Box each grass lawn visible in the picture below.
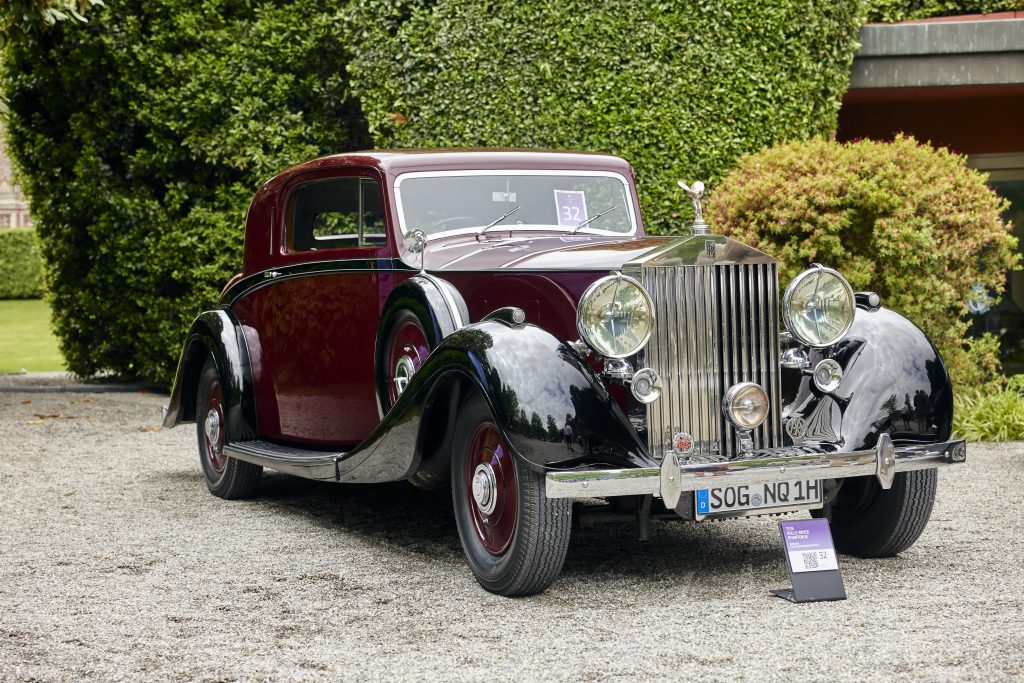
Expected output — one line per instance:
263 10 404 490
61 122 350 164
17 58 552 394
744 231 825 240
0 299 64 374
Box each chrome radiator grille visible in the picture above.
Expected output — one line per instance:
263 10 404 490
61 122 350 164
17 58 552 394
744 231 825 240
641 262 783 460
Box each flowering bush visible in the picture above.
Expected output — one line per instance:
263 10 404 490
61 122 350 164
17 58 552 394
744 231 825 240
707 136 1020 387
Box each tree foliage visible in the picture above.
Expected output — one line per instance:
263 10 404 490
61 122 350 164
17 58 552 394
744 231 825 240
348 0 864 234
1 0 103 47
3 0 866 383
707 136 1021 387
2 1 368 383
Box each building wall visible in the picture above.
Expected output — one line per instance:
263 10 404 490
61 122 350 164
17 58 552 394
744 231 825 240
0 124 32 229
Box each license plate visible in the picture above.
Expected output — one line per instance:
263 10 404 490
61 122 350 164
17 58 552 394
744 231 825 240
695 479 823 519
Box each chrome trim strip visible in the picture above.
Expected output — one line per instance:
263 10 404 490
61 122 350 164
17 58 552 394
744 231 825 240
544 438 966 501
224 258 409 305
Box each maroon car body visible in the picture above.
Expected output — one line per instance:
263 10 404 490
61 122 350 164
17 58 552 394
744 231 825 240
163 150 966 596
230 151 657 446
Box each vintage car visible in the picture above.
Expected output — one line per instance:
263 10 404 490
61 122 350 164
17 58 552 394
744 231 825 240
163 150 966 596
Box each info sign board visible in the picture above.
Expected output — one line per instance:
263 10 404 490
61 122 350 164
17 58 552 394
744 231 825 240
554 190 588 227
771 518 847 603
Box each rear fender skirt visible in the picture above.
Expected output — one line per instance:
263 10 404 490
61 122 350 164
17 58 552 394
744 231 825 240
162 308 257 441
338 316 652 484
780 306 954 451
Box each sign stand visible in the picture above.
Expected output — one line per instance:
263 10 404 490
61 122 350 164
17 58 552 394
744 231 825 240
771 518 847 603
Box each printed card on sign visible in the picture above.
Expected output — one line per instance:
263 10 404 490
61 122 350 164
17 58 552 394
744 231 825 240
554 190 588 227
781 519 839 573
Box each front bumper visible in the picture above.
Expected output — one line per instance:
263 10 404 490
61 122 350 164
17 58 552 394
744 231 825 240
545 435 967 508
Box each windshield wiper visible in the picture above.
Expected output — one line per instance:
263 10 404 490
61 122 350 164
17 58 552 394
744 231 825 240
571 205 618 234
476 205 521 240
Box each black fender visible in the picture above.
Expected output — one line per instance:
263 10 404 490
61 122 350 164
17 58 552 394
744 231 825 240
336 311 652 484
781 306 953 451
162 308 258 442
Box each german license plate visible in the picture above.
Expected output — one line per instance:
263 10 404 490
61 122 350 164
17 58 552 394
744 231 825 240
695 479 823 519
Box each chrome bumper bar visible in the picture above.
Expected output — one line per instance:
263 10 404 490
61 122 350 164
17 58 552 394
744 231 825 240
544 435 967 508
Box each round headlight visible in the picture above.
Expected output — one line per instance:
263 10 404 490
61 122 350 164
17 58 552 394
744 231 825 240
577 273 654 359
782 266 855 348
723 382 769 431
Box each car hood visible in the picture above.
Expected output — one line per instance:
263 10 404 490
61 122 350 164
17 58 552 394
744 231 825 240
420 234 673 272
417 232 776 272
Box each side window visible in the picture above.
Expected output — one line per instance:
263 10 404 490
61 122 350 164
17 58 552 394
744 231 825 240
288 176 386 251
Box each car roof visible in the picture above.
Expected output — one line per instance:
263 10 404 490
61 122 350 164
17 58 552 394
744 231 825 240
279 149 636 178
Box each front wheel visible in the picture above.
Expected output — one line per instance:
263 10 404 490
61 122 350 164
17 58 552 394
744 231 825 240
451 392 572 596
818 469 938 557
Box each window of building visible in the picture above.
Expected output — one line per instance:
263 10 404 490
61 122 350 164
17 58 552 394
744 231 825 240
286 176 386 251
968 153 1024 376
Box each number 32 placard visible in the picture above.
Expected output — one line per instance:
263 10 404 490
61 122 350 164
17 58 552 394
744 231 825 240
554 190 588 227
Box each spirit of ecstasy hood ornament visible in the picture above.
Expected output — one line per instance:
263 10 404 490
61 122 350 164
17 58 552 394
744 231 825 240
678 180 709 236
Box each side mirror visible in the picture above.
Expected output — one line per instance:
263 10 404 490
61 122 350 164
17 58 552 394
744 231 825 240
404 229 427 274
404 229 426 254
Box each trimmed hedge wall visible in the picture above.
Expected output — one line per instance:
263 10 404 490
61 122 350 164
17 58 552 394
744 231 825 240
707 136 1020 388
349 0 864 235
0 228 43 299
2 1 369 383
3 1 864 383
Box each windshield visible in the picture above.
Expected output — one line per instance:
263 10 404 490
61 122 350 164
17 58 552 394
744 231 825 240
394 171 637 238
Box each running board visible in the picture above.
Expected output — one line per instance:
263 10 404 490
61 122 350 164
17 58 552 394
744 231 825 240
224 440 344 481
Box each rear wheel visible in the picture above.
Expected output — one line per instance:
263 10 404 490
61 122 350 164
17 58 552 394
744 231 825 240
818 469 937 557
196 358 262 499
451 392 572 596
376 306 437 415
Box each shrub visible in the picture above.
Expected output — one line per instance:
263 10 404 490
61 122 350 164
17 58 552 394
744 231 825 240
954 376 1024 442
865 0 1024 23
706 136 1020 387
0 228 43 298
348 0 864 234
1 1 369 384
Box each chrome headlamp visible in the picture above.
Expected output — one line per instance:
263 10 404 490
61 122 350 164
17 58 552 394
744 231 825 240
576 272 654 359
782 265 855 348
723 382 769 431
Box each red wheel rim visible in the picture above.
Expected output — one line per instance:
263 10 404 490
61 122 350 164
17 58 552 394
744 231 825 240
387 316 430 405
465 422 518 555
202 378 228 473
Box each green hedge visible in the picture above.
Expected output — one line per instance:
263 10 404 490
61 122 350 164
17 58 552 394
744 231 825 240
3 0 864 384
865 0 1024 22
707 136 1020 388
1 1 369 383
348 0 864 234
0 228 43 298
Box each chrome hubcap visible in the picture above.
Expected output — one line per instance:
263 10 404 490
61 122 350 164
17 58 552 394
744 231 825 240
393 354 417 397
204 409 220 445
471 463 497 515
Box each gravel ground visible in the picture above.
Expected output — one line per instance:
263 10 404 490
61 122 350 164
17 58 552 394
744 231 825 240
1 388 1022 682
